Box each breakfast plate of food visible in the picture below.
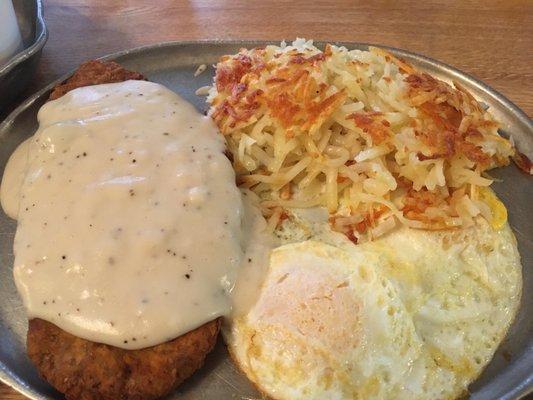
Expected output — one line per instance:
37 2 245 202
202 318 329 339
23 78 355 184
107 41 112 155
0 39 531 400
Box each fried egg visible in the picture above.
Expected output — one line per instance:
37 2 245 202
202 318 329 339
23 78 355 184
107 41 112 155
224 216 522 400
360 219 522 394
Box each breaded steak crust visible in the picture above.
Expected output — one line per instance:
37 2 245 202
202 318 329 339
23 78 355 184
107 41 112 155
28 318 220 400
49 60 146 100
26 60 221 400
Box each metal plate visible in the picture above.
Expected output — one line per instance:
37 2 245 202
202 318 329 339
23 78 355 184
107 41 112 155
0 0 47 113
0 41 531 400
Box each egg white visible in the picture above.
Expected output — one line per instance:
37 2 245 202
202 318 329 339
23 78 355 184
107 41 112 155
224 214 522 400
360 218 522 395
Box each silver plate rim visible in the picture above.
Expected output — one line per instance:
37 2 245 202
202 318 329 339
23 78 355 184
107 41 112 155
0 40 531 400
2 39 531 136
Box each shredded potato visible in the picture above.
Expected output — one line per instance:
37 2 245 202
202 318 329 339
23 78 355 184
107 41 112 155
207 39 515 241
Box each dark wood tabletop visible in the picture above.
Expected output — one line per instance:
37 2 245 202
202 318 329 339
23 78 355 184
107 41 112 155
2 0 532 398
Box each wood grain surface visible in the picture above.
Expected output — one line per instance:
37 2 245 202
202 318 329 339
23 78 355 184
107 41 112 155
1 0 532 399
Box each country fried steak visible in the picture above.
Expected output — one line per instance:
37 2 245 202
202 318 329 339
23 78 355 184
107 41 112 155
28 318 220 400
26 60 221 400
49 60 146 100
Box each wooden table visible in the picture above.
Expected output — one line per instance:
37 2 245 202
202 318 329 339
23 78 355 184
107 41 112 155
2 0 532 398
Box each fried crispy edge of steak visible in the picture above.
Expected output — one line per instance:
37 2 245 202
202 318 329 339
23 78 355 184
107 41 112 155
49 60 146 100
28 318 221 400
26 60 221 400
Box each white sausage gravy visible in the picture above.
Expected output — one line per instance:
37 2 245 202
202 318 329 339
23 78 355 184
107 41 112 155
1 80 271 349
